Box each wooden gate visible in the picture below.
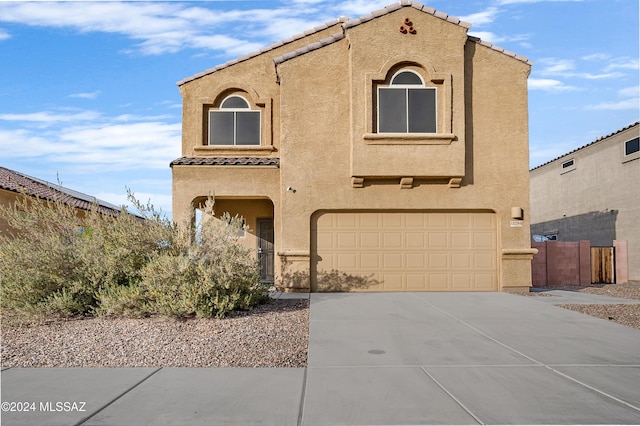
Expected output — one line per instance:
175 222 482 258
591 247 615 284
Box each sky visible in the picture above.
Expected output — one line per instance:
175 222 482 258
1 0 638 218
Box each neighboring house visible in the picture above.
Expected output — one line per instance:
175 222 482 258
530 122 640 283
0 166 121 235
171 1 536 292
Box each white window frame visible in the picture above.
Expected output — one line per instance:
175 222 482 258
208 95 261 146
377 70 437 134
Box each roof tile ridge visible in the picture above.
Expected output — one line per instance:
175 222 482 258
467 35 533 66
342 1 471 32
177 17 348 86
273 32 345 65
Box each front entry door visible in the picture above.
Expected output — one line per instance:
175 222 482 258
257 219 275 282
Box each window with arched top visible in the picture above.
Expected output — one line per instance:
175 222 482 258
378 70 436 133
208 95 261 145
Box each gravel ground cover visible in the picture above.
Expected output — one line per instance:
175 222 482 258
529 284 640 330
3 286 639 368
1 299 308 368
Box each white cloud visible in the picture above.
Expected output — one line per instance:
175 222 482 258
0 2 275 55
69 91 100 100
586 86 640 111
537 57 627 80
618 86 640 98
328 0 390 17
539 58 575 74
497 0 583 4
459 8 500 26
0 28 10 41
468 31 531 45
0 110 101 124
0 1 364 57
604 58 640 72
0 110 181 171
528 78 580 91
0 0 413 57
582 53 610 61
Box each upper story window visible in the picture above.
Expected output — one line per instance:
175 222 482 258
625 137 639 156
209 95 260 146
378 70 436 134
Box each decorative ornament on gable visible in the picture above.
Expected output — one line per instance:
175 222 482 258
399 18 417 34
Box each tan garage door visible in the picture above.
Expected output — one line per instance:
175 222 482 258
312 211 497 292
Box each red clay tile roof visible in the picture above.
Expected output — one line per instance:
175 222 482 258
178 1 531 85
170 157 280 167
0 167 122 215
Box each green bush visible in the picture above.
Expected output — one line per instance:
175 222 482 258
0 191 268 323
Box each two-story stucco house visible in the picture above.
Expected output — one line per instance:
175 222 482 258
171 1 536 293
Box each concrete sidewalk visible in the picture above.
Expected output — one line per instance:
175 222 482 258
2 292 640 425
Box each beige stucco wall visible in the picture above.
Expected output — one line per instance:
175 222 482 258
530 123 640 282
172 6 535 292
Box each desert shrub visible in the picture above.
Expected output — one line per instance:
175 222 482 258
134 211 270 319
94 284 150 318
0 190 267 323
0 190 172 323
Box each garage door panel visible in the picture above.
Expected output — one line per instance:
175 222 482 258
360 232 380 248
383 232 402 247
337 253 357 269
406 233 425 248
406 253 425 268
473 232 494 248
428 232 448 248
382 214 403 227
313 212 497 292
317 232 334 249
359 213 380 227
473 214 494 228
407 274 426 290
451 232 471 248
405 214 425 227
451 253 471 268
452 274 473 290
475 274 496 289
361 253 380 269
428 213 449 228
337 232 357 248
429 273 450 289
428 253 448 268
336 214 357 228
450 213 471 228
382 273 403 289
474 253 495 269
383 253 403 268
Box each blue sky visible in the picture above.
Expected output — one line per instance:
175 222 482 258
1 0 638 218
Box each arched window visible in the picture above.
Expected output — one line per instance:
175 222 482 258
378 70 436 133
209 95 260 145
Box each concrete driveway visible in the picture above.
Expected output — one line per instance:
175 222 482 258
303 292 640 424
1 292 639 425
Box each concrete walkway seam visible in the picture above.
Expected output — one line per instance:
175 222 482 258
419 366 484 425
74 367 163 426
297 367 308 426
545 366 640 413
